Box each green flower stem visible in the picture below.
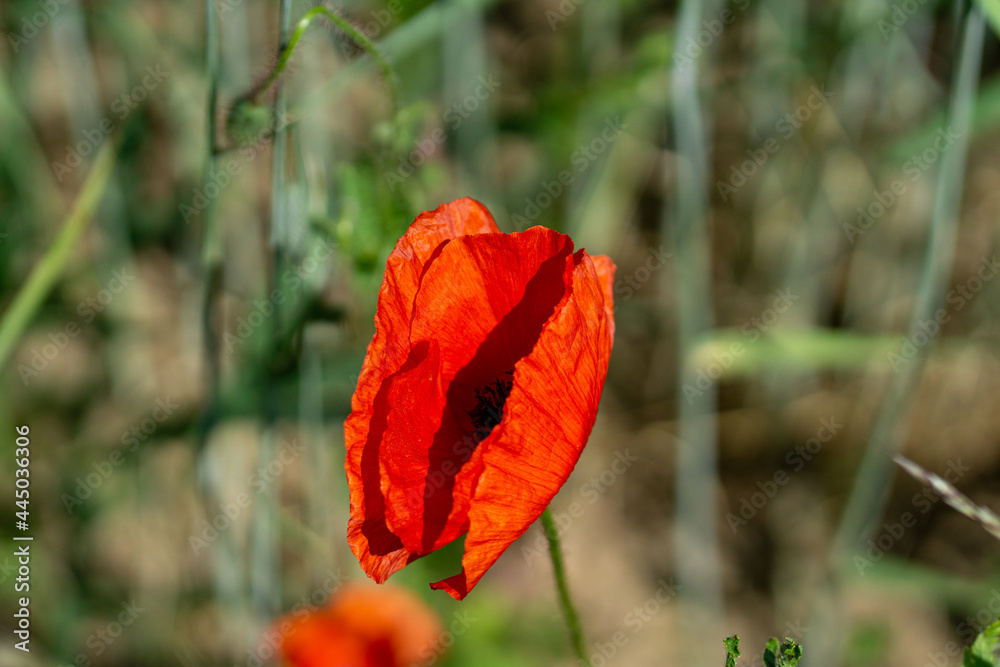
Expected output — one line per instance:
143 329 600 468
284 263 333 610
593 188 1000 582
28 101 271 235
541 509 591 667
0 140 116 371
256 5 399 110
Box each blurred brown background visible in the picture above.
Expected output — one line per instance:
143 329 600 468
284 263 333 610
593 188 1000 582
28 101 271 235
2 0 1000 665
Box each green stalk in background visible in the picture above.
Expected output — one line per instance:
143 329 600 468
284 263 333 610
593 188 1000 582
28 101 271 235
195 0 246 646
832 1 985 584
668 0 724 656
0 140 116 372
249 0 294 624
809 7 987 667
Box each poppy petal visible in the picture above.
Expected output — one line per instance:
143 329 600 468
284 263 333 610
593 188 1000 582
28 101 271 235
590 253 616 340
430 251 614 599
345 198 498 581
346 197 615 599
277 583 444 667
381 228 576 556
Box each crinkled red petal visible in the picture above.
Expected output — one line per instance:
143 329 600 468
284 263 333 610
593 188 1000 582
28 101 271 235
381 228 576 557
346 197 615 598
345 198 498 582
430 250 614 599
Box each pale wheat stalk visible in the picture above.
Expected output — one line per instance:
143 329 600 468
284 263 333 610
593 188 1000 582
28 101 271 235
894 454 1000 542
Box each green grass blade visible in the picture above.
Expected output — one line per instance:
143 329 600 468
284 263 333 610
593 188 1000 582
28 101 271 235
0 140 116 371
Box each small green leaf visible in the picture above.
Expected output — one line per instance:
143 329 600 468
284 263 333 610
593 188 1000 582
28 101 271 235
763 637 803 667
724 635 741 667
963 620 1000 667
763 638 779 667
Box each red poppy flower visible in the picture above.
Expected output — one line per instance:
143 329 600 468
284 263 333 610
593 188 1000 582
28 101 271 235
276 582 444 667
345 197 615 600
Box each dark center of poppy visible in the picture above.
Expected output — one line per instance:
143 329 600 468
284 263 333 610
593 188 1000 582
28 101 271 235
468 370 514 440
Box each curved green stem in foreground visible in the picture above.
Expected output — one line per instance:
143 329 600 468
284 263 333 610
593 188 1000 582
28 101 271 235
257 5 399 110
541 509 591 667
